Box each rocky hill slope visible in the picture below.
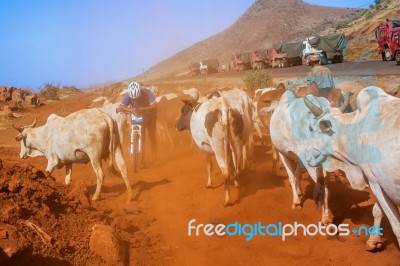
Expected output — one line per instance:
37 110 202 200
138 0 363 81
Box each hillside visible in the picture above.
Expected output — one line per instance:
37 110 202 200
340 0 400 61
138 0 363 81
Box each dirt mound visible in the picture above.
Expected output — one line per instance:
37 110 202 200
0 161 123 265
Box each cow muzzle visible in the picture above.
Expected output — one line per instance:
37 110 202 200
306 149 328 167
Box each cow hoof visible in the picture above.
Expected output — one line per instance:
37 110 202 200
292 203 302 210
65 178 71 185
322 218 333 226
365 240 383 251
222 202 232 208
45 171 51 177
205 184 213 189
92 196 99 202
234 181 239 188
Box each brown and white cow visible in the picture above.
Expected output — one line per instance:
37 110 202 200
13 108 132 202
176 96 244 206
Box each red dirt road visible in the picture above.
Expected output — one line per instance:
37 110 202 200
0 92 399 265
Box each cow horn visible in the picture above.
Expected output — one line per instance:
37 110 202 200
28 118 37 128
303 96 323 117
12 124 23 133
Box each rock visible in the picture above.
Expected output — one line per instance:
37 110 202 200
68 179 91 208
89 224 127 265
0 224 32 264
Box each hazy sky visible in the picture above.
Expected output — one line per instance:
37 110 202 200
1 0 371 89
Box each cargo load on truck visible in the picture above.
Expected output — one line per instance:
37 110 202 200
231 52 252 71
270 41 303 68
250 49 269 69
306 33 347 64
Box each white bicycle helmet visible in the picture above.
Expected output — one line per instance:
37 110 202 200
127 81 141 98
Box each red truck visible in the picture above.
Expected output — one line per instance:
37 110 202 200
231 52 252 71
250 49 269 69
375 19 400 62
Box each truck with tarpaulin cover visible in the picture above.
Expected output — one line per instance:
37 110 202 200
189 62 200 76
270 41 303 68
375 19 400 61
250 49 269 69
199 59 219 75
231 52 252 71
303 33 347 64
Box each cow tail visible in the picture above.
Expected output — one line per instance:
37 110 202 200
221 101 231 180
107 116 115 174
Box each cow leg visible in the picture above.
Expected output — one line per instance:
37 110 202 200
65 164 72 185
45 157 58 176
365 203 383 251
321 173 332 225
214 152 231 207
279 153 302 209
90 159 104 202
114 145 133 202
368 180 400 247
206 155 213 188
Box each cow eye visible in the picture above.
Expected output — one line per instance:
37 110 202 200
308 125 314 132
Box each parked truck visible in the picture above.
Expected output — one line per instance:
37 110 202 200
270 41 303 68
189 62 200 76
303 33 347 65
199 59 219 74
231 52 252 71
375 19 400 61
250 49 269 69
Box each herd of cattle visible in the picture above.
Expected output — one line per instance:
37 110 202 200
11 82 400 252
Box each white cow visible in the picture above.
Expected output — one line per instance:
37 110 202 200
304 86 400 251
90 96 129 144
270 89 367 227
13 109 132 202
220 89 254 169
176 96 245 206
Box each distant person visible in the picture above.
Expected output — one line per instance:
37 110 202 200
117 81 158 167
306 54 351 112
306 54 335 93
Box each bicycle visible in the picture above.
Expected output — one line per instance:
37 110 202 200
130 113 143 173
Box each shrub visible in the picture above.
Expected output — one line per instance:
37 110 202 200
243 70 275 96
38 83 60 100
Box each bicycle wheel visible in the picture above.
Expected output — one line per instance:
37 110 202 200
131 130 139 173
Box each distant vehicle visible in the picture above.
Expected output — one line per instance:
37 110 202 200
231 52 252 71
270 41 303 68
189 62 200 76
199 59 219 74
250 49 269 69
375 19 400 61
302 33 347 65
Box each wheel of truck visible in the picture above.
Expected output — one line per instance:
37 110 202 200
396 51 400 65
384 48 393 61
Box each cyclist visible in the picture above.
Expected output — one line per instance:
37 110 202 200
117 81 158 167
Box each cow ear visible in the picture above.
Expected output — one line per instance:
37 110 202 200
319 120 332 133
15 133 26 141
277 83 285 91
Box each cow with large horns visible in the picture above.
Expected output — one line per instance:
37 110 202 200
303 86 400 251
270 89 368 228
13 108 132 202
